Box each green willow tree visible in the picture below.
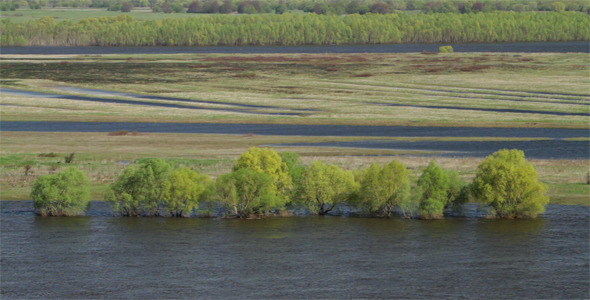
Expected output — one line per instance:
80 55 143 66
31 167 90 216
355 160 411 216
214 168 283 217
297 161 357 215
416 161 450 219
105 158 172 216
415 161 469 219
234 147 293 198
471 149 549 218
162 167 212 217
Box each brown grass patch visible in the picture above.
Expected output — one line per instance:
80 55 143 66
352 73 373 77
456 65 492 72
232 73 257 78
108 130 140 136
189 64 213 68
203 54 369 63
425 67 447 72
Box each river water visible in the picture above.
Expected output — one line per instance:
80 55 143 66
2 121 589 159
1 42 588 55
1 201 588 299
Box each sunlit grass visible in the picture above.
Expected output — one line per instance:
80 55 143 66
0 132 587 204
1 52 588 127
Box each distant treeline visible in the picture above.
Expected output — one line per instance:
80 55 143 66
3 0 589 14
1 11 588 46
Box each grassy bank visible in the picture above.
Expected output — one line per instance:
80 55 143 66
1 132 587 204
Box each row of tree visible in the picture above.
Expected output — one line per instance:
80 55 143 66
1 11 587 46
32 148 549 219
6 0 589 14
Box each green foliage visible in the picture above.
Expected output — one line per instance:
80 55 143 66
417 161 450 219
446 169 469 213
279 151 304 190
8 0 590 14
297 161 357 215
471 149 549 218
105 158 172 216
234 147 292 197
31 167 90 216
162 167 212 217
355 160 411 216
121 1 132 12
2 11 587 46
214 168 283 217
439 45 454 53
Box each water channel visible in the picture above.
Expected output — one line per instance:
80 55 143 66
2 41 588 55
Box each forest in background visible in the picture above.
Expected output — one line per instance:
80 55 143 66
1 0 589 14
1 11 588 46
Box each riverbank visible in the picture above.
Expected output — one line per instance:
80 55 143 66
1 132 587 205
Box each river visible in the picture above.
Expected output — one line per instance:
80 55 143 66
1 42 588 55
3 121 589 159
1 201 588 299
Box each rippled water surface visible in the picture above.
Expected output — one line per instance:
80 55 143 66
1 201 588 299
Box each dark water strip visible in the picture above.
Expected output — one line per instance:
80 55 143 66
0 88 302 116
369 102 590 117
2 121 588 139
51 87 317 112
273 139 590 159
1 42 588 55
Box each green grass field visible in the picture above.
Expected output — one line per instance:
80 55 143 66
1 52 588 204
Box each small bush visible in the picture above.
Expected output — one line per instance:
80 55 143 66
121 1 133 12
64 153 75 164
439 45 454 53
24 164 32 176
38 152 58 158
109 130 129 136
31 167 90 216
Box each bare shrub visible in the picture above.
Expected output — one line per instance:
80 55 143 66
64 153 75 164
109 130 129 136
